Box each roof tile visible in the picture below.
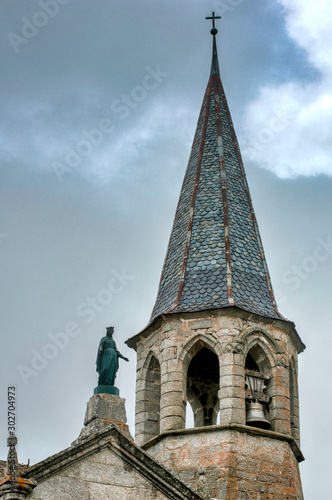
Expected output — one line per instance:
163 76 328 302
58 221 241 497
150 36 282 323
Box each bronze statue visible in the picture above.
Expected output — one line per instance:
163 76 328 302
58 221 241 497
96 326 129 386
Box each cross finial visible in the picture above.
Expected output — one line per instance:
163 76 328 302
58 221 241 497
206 12 221 35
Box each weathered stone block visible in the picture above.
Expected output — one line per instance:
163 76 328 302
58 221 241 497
162 381 184 394
218 316 243 330
135 410 148 421
162 321 181 333
72 394 133 445
189 319 212 330
219 396 245 409
135 401 159 414
146 412 159 422
220 386 245 399
165 359 181 372
161 347 178 362
160 415 185 432
145 331 160 349
161 391 183 407
270 396 290 410
220 407 245 425
84 394 127 426
161 371 183 384
219 374 244 389
160 405 184 419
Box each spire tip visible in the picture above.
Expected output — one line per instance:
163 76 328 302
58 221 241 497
206 12 221 34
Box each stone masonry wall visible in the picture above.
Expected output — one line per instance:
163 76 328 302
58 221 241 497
28 448 168 500
135 309 301 448
145 427 303 500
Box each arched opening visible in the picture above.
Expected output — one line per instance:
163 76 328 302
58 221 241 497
245 345 272 430
144 355 161 440
187 347 219 427
245 344 272 375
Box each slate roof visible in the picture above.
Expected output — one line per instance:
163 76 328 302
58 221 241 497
150 34 283 323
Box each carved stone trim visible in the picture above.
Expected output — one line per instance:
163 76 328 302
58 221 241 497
223 341 244 354
276 355 290 368
239 326 282 354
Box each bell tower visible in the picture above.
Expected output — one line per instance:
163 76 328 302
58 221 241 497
127 13 305 500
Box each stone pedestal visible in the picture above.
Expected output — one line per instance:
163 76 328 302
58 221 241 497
72 393 133 445
94 385 119 395
0 477 37 500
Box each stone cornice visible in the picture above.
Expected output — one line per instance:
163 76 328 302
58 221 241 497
126 307 305 353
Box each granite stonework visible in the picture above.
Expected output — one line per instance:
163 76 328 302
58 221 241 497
129 309 303 443
22 427 202 500
127 308 304 499
72 393 133 444
144 426 303 500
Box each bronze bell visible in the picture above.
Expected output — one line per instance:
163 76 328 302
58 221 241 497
246 401 271 430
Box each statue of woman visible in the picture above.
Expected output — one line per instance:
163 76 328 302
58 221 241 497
96 326 129 386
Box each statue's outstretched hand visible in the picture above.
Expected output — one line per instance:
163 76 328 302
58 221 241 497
123 357 129 362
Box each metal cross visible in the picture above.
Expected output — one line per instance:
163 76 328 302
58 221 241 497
206 12 221 31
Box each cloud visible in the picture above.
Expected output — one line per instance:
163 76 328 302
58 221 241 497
241 0 332 178
51 99 193 185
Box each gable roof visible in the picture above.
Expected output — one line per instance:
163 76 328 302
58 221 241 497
22 425 202 500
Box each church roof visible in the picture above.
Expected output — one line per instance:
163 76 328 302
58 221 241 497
150 28 283 324
22 425 202 500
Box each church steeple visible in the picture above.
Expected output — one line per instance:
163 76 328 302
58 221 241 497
128 18 304 499
150 18 282 324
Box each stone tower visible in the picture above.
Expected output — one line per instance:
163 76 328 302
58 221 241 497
127 16 305 500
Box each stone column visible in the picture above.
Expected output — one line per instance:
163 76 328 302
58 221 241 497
289 358 301 446
219 342 246 426
269 359 291 435
160 358 186 433
134 344 149 446
134 342 163 447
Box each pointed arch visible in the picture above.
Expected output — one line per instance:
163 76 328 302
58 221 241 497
142 349 161 371
244 340 274 376
179 333 222 371
243 333 277 373
244 342 273 430
240 326 282 356
179 334 221 428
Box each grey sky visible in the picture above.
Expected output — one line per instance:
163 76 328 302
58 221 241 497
1 1 331 498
